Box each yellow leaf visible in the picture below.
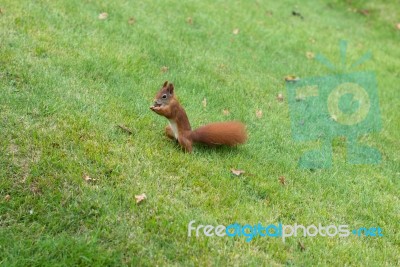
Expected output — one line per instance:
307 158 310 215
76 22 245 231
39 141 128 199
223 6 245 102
82 174 97 182
128 17 136 25
98 12 108 20
256 109 263 118
231 169 245 176
306 51 315 59
202 98 207 108
284 75 300 82
298 241 306 251
276 93 284 102
135 193 147 204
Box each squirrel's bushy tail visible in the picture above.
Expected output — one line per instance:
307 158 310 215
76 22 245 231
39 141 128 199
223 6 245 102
191 121 247 146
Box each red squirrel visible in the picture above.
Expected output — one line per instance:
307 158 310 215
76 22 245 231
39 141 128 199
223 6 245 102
150 81 247 152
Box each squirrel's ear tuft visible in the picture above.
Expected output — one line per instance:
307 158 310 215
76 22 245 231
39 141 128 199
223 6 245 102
163 81 168 87
168 83 174 94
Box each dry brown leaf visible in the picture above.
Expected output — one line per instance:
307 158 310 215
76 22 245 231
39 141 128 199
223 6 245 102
186 17 193 24
128 17 136 25
161 66 168 73
222 109 230 116
256 109 263 118
98 12 108 20
292 11 304 19
232 28 240 35
298 241 306 251
357 9 370 16
231 169 245 176
306 51 315 59
265 11 273 16
135 193 147 204
117 124 133 135
4 194 11 202
83 174 97 182
30 184 41 195
277 93 284 102
278 176 286 185
202 98 207 108
284 75 300 82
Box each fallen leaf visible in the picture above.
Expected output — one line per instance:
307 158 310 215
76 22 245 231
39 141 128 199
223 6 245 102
8 144 18 154
83 174 97 182
186 17 193 24
161 66 168 73
128 17 136 25
51 142 60 148
278 176 286 185
284 75 300 82
306 51 315 59
4 195 11 201
222 109 230 116
298 241 306 251
276 93 284 102
135 193 147 204
202 98 207 108
231 169 245 176
30 184 41 195
98 12 108 20
396 23 400 30
117 124 133 135
232 28 240 35
292 11 304 19
265 10 273 16
256 109 263 118
357 9 370 16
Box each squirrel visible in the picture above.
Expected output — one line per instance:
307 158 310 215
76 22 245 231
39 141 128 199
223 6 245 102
150 81 247 152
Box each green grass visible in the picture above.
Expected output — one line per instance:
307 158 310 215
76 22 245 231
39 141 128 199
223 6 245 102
0 0 399 266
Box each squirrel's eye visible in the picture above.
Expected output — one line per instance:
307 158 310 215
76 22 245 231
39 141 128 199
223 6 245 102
162 94 167 99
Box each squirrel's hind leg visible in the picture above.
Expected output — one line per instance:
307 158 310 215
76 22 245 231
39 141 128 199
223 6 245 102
165 125 176 140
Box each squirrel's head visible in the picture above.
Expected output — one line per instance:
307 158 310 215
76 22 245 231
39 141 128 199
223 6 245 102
151 81 174 109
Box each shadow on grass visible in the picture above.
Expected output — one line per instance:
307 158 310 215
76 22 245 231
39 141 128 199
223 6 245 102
164 137 246 156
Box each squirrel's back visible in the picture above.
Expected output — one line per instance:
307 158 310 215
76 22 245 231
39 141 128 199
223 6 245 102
191 121 247 146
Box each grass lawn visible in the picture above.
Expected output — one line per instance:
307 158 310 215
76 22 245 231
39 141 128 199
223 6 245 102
0 0 399 266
